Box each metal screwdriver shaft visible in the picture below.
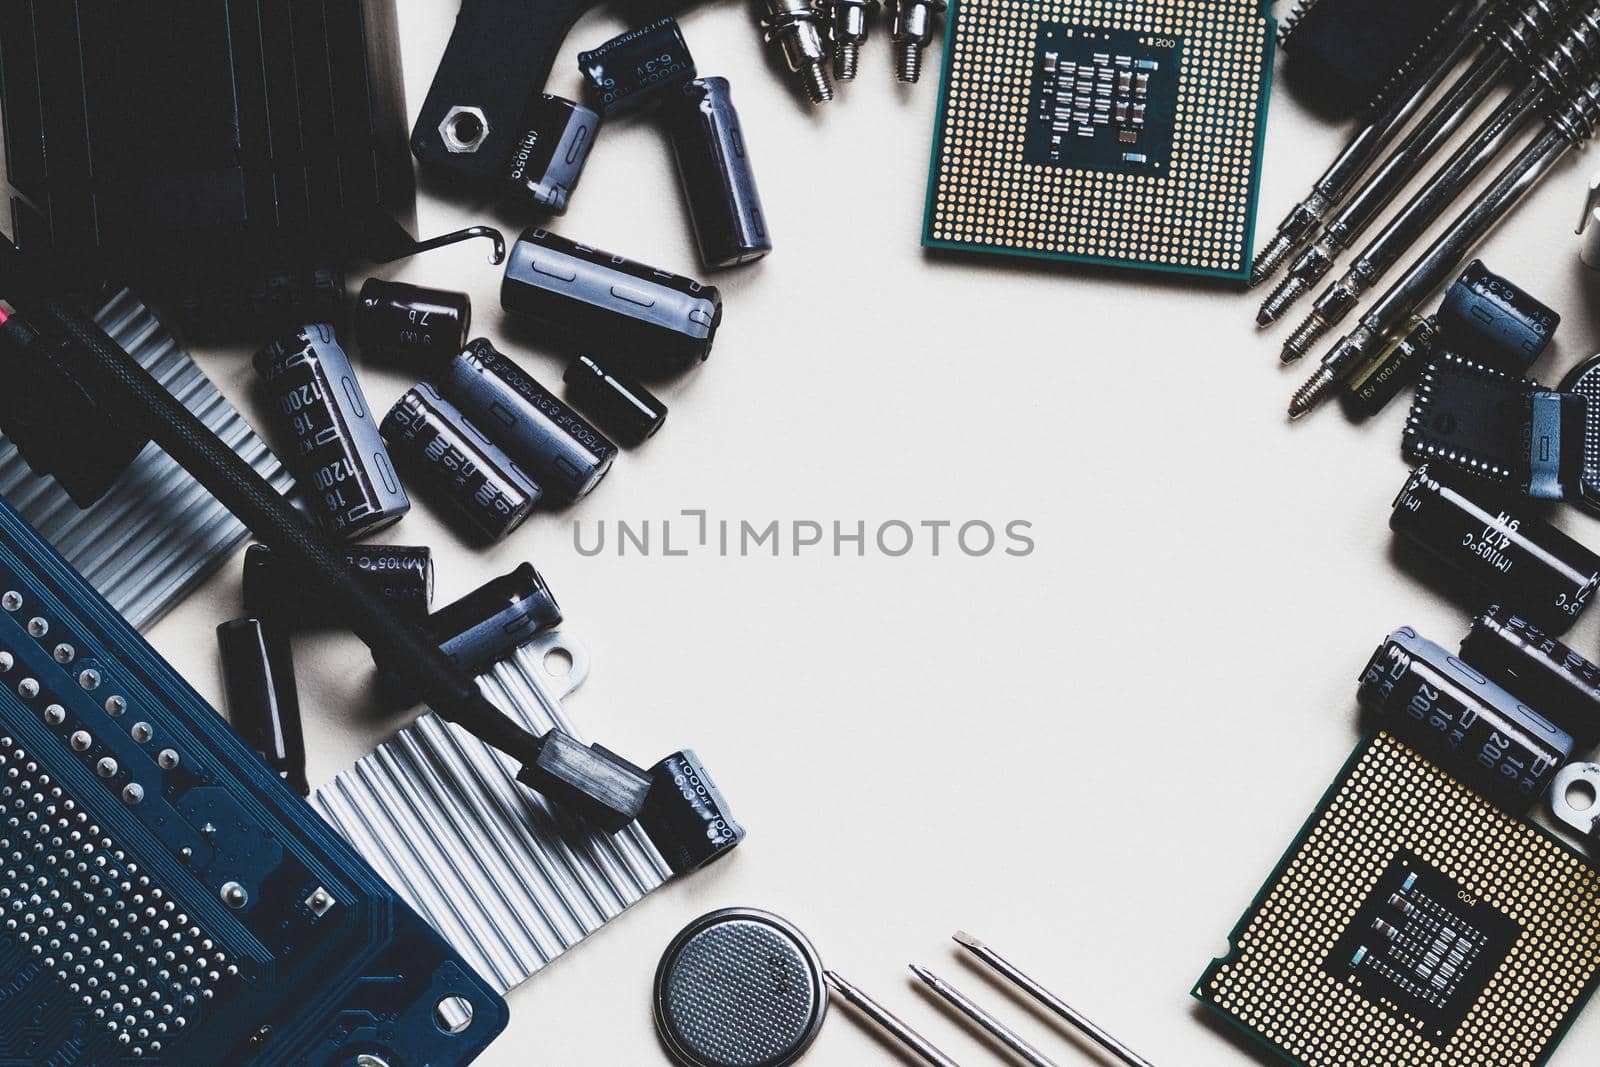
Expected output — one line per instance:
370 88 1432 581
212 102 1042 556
1258 0 1574 331
1250 0 1488 286
1288 69 1600 420
952 932 1156 1067
825 971 964 1067
1281 5 1600 362
911 965 1061 1067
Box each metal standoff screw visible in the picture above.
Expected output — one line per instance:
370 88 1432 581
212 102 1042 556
827 0 880 80
760 0 836 103
888 0 945 83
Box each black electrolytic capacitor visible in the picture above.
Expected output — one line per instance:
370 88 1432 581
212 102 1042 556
244 542 434 621
380 381 543 541
501 228 722 379
664 78 772 270
440 339 617 502
1459 605 1600 748
638 751 746 874
563 355 668 447
354 279 471 363
253 324 409 539
429 562 563 677
507 95 600 215
1390 466 1600 634
1344 316 1439 418
1437 260 1559 373
578 17 698 118
217 618 310 795
1357 627 1572 811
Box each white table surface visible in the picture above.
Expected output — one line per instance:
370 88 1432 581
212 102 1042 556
135 2 1600 1063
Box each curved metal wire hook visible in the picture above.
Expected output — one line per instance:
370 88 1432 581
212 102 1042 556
376 225 507 266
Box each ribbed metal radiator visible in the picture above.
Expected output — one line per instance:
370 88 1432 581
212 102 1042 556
311 632 675 994
0 289 293 628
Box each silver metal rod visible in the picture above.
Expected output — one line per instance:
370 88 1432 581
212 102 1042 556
825 970 964 1067
910 965 1059 1067
1280 76 1546 361
1256 49 1514 327
1249 0 1488 284
952 932 1154 1067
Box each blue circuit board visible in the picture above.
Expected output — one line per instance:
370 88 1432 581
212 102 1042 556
0 494 507 1065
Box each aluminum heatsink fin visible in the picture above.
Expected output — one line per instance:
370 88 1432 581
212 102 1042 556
310 632 675 995
0 289 294 629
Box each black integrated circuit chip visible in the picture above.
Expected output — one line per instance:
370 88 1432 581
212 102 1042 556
1024 25 1181 174
1325 850 1520 1045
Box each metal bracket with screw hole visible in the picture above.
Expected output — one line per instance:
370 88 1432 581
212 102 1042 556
1549 762 1600 840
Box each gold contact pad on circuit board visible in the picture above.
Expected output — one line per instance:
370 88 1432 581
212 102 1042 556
926 0 1271 276
1196 732 1600 1067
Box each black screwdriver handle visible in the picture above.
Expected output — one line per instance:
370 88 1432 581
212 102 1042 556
21 296 544 740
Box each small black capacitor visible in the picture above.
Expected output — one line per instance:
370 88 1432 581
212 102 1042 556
1356 626 1572 811
243 542 434 621
440 339 617 502
664 78 772 270
1344 316 1439 418
638 750 746 874
501 228 722 379
563 355 668 447
429 562 564 677
578 17 698 118
354 279 471 362
1459 605 1600 747
1390 466 1600 634
380 381 543 541
217 618 310 796
1437 260 1559 373
506 95 600 215
254 324 409 539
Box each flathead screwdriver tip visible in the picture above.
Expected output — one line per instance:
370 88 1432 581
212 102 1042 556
952 930 983 950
